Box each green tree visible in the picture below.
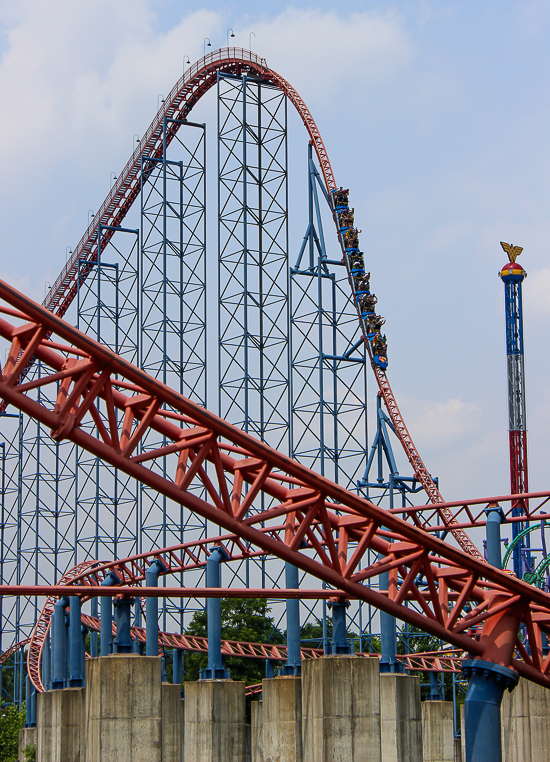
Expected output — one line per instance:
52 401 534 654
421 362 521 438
0 703 25 762
184 599 284 685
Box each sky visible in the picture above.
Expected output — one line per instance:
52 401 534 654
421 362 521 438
0 0 549 508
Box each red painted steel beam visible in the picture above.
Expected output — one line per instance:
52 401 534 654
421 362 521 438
0 586 345 599
2 281 550 688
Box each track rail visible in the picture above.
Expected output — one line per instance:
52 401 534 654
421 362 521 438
4 48 478 556
1 280 550 688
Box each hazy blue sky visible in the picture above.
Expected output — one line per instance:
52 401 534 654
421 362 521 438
0 0 549 506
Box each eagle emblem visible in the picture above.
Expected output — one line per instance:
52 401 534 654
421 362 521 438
500 241 523 263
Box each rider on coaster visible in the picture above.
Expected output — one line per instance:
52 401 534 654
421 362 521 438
358 293 377 312
333 187 349 207
348 252 364 271
354 272 370 292
365 314 385 333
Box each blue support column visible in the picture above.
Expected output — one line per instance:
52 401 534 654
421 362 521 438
81 627 87 681
51 597 69 689
113 598 134 654
485 504 504 569
25 675 31 726
68 596 84 687
265 660 275 678
203 547 230 679
30 687 36 727
173 649 182 689
145 560 167 656
464 497 518 761
329 600 353 655
379 569 403 672
428 671 443 700
90 597 98 657
100 572 119 656
462 660 518 762
283 563 301 675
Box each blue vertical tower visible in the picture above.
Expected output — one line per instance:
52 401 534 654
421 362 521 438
499 242 528 579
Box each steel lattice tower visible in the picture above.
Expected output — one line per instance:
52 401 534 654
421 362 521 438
499 241 529 578
0 69 372 698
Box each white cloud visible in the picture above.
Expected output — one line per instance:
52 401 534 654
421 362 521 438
402 397 481 450
0 3 410 195
248 8 411 101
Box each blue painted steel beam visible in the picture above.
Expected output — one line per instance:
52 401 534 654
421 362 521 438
283 562 301 675
68 596 84 687
485 505 504 569
203 547 230 679
113 598 133 654
173 649 183 689
463 660 518 762
51 596 69 690
145 560 167 656
100 572 119 656
329 600 353 655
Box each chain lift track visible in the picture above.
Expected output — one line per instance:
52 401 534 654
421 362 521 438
1 48 478 557
1 280 550 690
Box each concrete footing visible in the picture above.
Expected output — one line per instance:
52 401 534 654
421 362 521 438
84 655 163 762
251 700 263 762
184 679 246 762
302 655 381 762
161 683 184 762
380 673 422 762
18 727 37 762
261 676 302 762
501 676 550 762
421 701 454 762
36 686 85 762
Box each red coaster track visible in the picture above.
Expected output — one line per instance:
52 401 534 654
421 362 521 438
4 48 477 556
0 279 549 689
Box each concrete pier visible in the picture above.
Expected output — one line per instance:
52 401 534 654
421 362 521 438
501 677 550 762
184 679 246 762
261 676 302 762
161 683 184 762
84 655 163 762
301 655 381 762
251 701 263 762
421 701 454 762
380 673 422 762
36 687 85 762
18 727 37 762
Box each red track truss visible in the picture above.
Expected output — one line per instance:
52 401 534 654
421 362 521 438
1 281 550 687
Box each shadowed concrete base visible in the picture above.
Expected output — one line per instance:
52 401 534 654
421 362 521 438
84 655 162 762
501 677 550 762
422 701 454 762
261 676 302 762
37 687 85 762
162 683 184 762
184 679 246 762
380 673 422 762
251 700 263 762
18 727 37 762
302 655 381 762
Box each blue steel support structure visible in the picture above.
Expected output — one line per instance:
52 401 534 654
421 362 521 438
203 547 230 679
0 60 377 691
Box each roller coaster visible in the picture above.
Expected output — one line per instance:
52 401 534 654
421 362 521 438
0 51 549 752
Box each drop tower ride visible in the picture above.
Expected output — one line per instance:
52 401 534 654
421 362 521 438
499 241 528 578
